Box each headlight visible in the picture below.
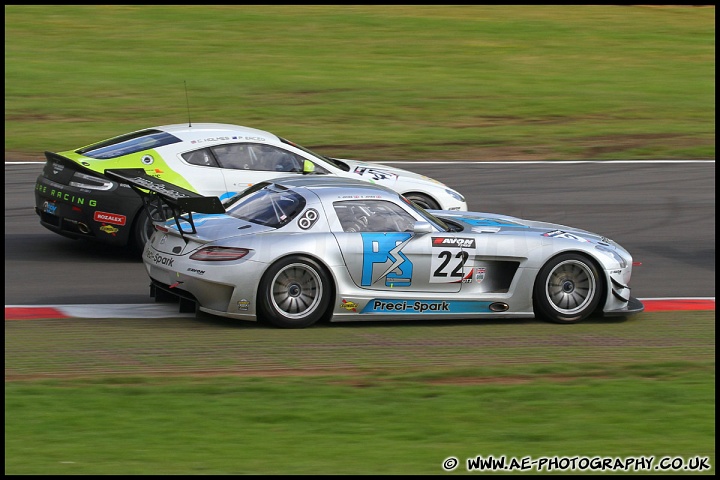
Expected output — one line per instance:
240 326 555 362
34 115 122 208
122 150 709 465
445 188 465 202
69 172 114 191
595 244 628 268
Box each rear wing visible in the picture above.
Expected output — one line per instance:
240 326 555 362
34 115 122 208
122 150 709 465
104 168 225 235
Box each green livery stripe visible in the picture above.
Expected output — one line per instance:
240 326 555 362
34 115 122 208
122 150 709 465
59 149 197 192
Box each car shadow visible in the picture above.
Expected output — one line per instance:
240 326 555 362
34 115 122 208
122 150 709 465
6 233 141 263
190 313 631 330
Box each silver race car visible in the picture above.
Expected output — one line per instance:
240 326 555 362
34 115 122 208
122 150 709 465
107 169 643 328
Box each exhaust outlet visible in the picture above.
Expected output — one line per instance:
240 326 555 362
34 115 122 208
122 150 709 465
78 222 91 234
489 302 509 312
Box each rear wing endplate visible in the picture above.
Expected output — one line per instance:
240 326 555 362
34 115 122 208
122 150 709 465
104 168 225 235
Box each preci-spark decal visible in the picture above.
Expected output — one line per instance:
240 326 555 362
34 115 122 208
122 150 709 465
362 299 493 314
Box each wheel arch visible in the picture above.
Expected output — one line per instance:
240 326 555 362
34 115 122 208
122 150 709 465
532 249 609 316
402 191 441 210
256 251 338 323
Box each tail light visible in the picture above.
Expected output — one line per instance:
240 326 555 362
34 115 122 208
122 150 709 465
69 172 114 190
190 246 251 261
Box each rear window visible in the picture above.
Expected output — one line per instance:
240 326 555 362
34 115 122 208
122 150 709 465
225 185 306 228
76 130 182 159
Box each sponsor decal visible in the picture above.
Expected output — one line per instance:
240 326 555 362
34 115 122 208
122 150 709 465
187 267 205 275
361 233 413 287
237 299 250 311
42 201 57 215
432 237 476 248
362 299 493 314
141 155 154 165
475 267 486 283
145 250 175 267
353 166 399 183
192 136 265 143
36 183 98 207
340 299 358 312
93 211 127 226
542 230 589 242
127 176 190 199
297 208 319 230
142 169 162 178
51 162 64 174
99 224 119 235
430 238 473 284
337 194 382 199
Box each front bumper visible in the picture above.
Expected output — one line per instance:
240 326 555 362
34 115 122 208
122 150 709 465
603 296 645 317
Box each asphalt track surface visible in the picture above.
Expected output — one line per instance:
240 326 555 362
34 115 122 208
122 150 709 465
4 161 715 316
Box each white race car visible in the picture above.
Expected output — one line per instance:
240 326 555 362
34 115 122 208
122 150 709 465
35 123 467 251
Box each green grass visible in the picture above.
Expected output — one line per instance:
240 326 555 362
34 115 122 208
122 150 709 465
4 368 715 474
4 5 715 161
5 311 715 474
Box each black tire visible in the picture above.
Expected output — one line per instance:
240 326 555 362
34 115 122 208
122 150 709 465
130 208 154 254
404 192 440 210
533 253 603 324
257 255 332 328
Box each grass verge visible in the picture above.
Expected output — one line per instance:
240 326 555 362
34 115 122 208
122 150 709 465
4 5 715 161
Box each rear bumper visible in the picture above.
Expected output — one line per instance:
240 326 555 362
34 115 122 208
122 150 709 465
150 280 199 313
34 174 142 247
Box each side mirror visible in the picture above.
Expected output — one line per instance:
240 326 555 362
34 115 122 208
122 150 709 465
413 221 433 234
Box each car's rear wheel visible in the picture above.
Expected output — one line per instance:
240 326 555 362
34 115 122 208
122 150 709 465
533 253 602 324
404 193 440 210
258 255 331 328
131 208 154 254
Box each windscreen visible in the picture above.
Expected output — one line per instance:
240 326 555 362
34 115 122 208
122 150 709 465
225 185 306 228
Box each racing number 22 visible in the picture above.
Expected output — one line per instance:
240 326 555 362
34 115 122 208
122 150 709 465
433 250 469 278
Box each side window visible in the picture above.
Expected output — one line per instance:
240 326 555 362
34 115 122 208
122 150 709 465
182 148 219 167
334 200 417 233
249 144 304 172
212 143 254 170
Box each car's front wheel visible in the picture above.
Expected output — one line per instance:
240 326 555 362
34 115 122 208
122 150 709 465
533 253 603 324
258 255 332 328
